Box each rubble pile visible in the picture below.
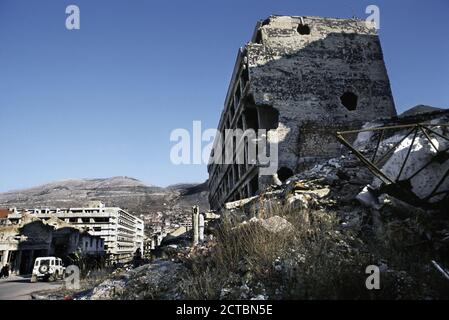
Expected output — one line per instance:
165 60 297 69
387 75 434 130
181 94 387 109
227 111 449 229
77 260 187 300
57 110 449 300
225 154 372 231
216 111 449 299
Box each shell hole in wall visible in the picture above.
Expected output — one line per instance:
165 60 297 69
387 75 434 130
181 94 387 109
254 29 263 44
297 24 311 35
277 167 294 183
340 92 358 111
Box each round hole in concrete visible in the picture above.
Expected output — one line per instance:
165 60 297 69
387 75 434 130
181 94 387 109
340 92 358 111
297 24 311 35
277 167 294 183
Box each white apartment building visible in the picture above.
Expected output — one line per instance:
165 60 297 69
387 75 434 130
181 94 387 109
22 201 144 262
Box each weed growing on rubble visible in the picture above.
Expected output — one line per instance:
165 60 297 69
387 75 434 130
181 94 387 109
179 206 449 300
179 208 372 299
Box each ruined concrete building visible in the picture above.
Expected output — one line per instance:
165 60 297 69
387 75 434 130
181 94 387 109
208 15 397 210
0 213 104 275
5 201 144 262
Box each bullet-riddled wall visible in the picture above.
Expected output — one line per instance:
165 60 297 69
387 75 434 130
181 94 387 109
208 15 397 210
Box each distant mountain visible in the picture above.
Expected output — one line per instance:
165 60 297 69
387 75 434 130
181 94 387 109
400 105 446 117
0 177 209 216
168 181 210 209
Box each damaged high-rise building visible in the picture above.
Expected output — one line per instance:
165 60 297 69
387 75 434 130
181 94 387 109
2 202 144 263
208 15 397 210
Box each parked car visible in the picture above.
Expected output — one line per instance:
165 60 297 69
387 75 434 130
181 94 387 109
31 257 65 282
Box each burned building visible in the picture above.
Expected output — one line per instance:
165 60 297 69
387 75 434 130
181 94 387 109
208 15 397 210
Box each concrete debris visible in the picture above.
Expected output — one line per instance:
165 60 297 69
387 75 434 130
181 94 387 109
231 215 294 234
250 294 267 300
356 186 379 208
225 196 259 210
224 155 371 223
295 187 331 198
221 110 449 264
346 111 449 208
79 260 186 300
87 278 127 300
218 274 268 300
353 122 384 149
36 109 448 300
375 133 449 203
258 216 294 233
227 109 449 215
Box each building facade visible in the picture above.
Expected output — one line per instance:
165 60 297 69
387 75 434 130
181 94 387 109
8 201 144 262
0 214 104 275
208 15 397 210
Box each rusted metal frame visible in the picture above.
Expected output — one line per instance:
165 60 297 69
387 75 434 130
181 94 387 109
373 127 416 167
429 189 449 198
338 123 420 135
422 125 449 142
337 123 449 135
404 125 449 181
431 260 449 281
407 145 449 181
419 126 439 152
371 129 385 163
396 127 419 182
336 134 394 184
426 166 449 201
337 122 449 206
405 125 449 181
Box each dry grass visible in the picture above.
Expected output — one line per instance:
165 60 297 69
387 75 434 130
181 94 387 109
179 205 449 300
179 207 372 299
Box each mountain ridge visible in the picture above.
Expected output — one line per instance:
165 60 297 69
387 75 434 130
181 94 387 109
0 177 209 216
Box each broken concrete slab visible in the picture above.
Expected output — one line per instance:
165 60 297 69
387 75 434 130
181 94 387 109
259 216 294 234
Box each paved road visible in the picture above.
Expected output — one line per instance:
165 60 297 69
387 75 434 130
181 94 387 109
0 275 63 300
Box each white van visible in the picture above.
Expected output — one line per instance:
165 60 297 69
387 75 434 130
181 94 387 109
31 257 65 282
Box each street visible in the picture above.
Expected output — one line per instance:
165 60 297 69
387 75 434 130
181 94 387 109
0 275 63 300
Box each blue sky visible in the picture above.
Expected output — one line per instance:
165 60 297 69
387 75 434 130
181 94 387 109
0 0 448 192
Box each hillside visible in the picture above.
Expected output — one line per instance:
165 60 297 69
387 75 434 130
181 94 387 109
0 177 209 216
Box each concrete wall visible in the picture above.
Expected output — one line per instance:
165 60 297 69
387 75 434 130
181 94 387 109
208 15 397 210
248 16 396 171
